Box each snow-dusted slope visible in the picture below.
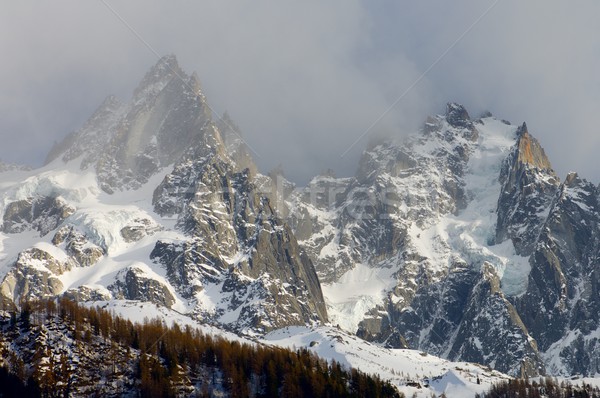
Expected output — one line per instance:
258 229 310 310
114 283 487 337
264 325 510 398
285 107 545 376
89 299 511 398
287 104 600 377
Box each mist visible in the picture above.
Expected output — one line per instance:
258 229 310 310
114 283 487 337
1 1 599 184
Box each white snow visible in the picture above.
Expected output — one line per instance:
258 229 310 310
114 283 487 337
543 325 600 376
322 263 397 332
0 157 190 307
301 118 536 339
32 241 70 263
88 297 504 397
406 118 532 296
0 230 47 274
264 325 510 397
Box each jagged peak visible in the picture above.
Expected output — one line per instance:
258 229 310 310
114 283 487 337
445 102 471 128
514 123 554 171
564 171 580 187
152 54 180 75
132 54 185 99
516 122 528 137
559 172 597 201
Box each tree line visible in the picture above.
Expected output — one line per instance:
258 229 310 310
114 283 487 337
478 377 600 398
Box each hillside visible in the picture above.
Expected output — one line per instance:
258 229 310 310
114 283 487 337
0 298 400 397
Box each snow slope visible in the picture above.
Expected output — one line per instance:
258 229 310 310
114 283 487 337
95 299 512 398
318 117 533 338
268 325 508 398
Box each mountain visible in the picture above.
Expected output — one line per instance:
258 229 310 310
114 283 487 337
285 104 600 378
1 56 599 386
0 55 326 336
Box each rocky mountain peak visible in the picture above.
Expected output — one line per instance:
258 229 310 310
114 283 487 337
564 171 581 187
132 54 184 100
441 102 478 142
496 124 560 254
445 102 471 128
515 123 553 171
46 54 223 192
5 53 600 380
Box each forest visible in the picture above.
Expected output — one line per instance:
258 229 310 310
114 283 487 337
0 298 402 397
478 377 600 398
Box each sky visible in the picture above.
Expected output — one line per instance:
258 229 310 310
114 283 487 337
1 1 599 184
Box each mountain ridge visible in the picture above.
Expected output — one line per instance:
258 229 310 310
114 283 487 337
0 56 599 382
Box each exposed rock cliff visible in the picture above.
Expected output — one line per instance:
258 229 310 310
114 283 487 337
495 123 560 255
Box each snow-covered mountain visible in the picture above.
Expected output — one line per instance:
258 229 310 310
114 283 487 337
286 104 600 378
1 56 599 384
0 55 326 337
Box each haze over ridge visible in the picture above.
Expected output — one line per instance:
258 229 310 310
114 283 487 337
1 1 599 184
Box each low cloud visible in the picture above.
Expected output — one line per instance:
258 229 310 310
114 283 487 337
1 1 598 184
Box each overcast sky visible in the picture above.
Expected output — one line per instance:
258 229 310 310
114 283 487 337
1 1 599 184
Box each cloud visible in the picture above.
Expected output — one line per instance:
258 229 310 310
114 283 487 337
367 1 600 181
1 1 598 183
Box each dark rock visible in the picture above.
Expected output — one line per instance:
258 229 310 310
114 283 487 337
517 174 600 375
445 103 471 129
110 267 176 308
2 196 75 236
151 149 328 332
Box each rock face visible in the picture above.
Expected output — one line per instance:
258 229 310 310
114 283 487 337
52 226 105 267
110 266 176 308
0 226 106 306
448 263 543 377
151 140 327 332
46 55 213 193
0 248 69 303
287 104 476 287
495 123 560 255
285 174 353 283
518 173 600 375
2 196 75 236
